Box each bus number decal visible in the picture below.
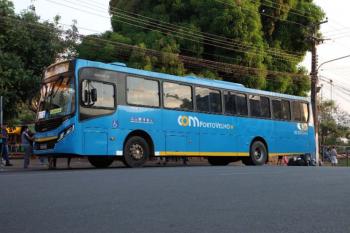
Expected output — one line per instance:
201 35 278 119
130 117 154 124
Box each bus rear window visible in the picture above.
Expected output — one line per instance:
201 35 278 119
127 76 160 107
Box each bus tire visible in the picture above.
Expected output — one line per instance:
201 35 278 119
248 141 268 166
123 136 149 168
208 157 231 166
88 156 114 168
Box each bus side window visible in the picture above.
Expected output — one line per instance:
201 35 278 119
196 87 210 112
301 103 309 122
163 82 193 110
127 76 160 107
261 97 270 118
273 100 291 121
281 100 291 121
292 101 302 122
249 95 261 117
224 91 236 115
272 100 282 119
249 95 270 119
236 93 248 116
210 89 222 113
195 87 221 114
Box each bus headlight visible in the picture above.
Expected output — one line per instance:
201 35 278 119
57 124 74 142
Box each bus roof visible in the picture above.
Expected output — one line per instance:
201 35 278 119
75 59 310 102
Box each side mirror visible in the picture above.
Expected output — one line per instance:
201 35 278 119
91 88 97 102
84 90 89 102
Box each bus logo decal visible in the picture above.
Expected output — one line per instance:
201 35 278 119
178 115 234 130
295 123 308 135
178 115 199 127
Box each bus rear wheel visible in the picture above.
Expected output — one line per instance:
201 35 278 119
123 136 149 168
88 156 114 168
208 157 231 166
244 141 268 166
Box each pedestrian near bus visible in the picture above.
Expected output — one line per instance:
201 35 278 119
1 125 13 166
277 156 283 165
21 126 34 168
330 146 338 166
29 130 46 165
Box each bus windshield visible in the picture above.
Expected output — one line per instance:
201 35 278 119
37 75 75 121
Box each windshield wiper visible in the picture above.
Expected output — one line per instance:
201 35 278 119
48 76 65 99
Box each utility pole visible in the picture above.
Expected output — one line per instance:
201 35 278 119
330 79 333 103
310 19 328 164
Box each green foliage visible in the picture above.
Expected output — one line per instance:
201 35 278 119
0 0 77 122
319 100 350 145
79 0 323 95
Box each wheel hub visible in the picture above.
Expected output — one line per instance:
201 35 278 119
254 148 263 160
129 144 144 160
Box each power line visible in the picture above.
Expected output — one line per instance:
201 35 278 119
319 76 350 94
101 0 305 56
0 15 309 85
214 0 307 27
48 0 303 63
251 0 316 21
57 0 305 60
258 0 315 17
333 89 350 103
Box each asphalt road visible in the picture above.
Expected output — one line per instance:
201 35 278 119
1 165 350 233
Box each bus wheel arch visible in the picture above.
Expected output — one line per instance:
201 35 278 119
122 130 154 168
243 137 269 166
124 130 155 156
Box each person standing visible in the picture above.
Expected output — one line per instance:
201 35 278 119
1 125 12 166
21 126 34 169
330 146 338 166
277 156 283 165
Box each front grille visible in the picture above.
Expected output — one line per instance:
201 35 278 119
35 139 57 150
35 118 63 132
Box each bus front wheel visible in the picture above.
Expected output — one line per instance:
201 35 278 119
123 136 149 168
88 156 114 168
208 157 231 166
244 141 268 166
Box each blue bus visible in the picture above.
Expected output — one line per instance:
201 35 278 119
34 59 315 168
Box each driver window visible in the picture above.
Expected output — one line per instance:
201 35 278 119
80 79 116 121
81 80 115 108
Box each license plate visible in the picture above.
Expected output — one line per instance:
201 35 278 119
40 144 47 150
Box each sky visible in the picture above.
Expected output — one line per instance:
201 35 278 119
12 0 350 113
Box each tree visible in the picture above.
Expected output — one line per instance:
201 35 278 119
318 100 350 145
0 0 78 122
78 0 324 96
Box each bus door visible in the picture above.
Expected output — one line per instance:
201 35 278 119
162 82 199 155
163 110 199 155
271 99 293 153
198 112 235 154
196 88 236 154
79 68 119 156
